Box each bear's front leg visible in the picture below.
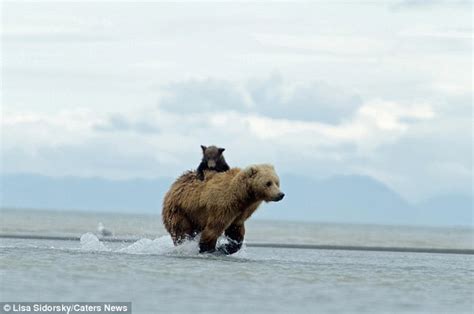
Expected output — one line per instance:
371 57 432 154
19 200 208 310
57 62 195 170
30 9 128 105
199 222 226 253
218 223 245 255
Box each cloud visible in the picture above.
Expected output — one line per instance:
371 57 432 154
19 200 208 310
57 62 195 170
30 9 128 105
241 100 436 160
158 75 362 124
392 0 471 9
1 60 470 202
1 30 112 43
253 33 389 56
2 92 445 202
352 103 472 199
1 2 471 206
158 79 249 114
248 75 362 123
93 113 160 134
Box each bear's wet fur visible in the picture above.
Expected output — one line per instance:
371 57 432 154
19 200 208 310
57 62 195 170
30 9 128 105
162 164 284 254
196 145 230 181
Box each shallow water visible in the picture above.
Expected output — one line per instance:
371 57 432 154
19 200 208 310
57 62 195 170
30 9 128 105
1 208 473 249
1 236 473 313
1 209 473 313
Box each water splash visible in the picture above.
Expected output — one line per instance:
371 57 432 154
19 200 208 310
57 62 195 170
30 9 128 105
118 236 181 255
80 232 111 252
79 233 246 257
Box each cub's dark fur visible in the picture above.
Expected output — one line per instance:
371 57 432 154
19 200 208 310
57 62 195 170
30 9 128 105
197 145 230 181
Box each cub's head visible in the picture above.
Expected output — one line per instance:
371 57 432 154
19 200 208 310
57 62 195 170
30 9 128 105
201 145 225 169
243 164 285 202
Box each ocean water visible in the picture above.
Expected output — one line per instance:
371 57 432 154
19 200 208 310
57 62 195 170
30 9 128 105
1 209 473 313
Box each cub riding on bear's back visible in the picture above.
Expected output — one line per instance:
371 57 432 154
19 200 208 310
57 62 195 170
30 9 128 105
196 145 230 181
162 146 284 255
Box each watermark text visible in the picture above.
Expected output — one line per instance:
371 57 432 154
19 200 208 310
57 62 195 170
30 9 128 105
1 302 131 314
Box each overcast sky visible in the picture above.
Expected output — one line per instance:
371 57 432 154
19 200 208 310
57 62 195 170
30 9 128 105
2 1 472 202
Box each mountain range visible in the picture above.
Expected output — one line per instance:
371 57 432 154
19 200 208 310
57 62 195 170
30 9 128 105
1 173 472 226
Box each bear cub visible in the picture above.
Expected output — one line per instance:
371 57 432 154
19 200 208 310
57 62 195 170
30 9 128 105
197 145 230 181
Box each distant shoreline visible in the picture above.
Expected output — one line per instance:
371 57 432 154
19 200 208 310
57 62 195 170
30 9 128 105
1 234 473 255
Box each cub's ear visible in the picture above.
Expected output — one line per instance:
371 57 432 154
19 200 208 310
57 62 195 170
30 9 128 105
201 145 207 153
218 147 225 154
245 166 258 178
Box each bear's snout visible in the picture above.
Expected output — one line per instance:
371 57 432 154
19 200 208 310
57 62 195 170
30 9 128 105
207 160 216 168
273 192 285 202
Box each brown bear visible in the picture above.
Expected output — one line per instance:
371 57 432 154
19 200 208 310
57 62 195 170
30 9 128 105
196 145 230 181
162 164 284 254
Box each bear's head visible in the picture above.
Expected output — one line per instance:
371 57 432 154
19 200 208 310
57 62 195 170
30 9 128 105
243 164 285 202
201 145 226 169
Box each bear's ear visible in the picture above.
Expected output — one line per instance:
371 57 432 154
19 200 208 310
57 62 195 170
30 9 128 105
201 145 207 153
218 148 225 154
245 166 258 178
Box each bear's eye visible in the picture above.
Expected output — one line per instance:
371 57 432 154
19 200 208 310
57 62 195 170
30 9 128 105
266 181 272 187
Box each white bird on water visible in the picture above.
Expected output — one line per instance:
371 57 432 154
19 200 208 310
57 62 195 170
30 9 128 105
97 222 113 237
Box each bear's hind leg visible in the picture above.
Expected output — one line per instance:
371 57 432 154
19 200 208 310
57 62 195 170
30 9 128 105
168 210 195 246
